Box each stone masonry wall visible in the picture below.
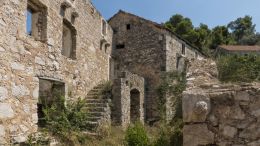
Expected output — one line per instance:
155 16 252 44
0 0 112 144
183 59 260 146
109 11 203 123
109 11 166 122
112 71 145 128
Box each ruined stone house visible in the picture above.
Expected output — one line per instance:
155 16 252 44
109 10 204 123
0 0 204 144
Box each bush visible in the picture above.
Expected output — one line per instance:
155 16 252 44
217 54 260 82
125 122 149 146
43 96 89 145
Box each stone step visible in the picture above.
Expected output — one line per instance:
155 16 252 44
82 106 106 112
86 116 102 122
85 121 99 132
85 99 108 104
88 111 104 117
85 102 107 107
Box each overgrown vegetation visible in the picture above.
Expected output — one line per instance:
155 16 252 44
125 122 149 146
23 96 91 145
154 70 187 146
43 96 90 145
217 54 260 82
157 71 186 120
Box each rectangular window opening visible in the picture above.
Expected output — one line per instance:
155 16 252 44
102 19 107 35
126 24 131 30
62 19 77 59
26 0 47 42
182 43 186 55
116 44 125 49
38 79 65 127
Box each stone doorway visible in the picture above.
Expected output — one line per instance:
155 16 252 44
38 78 65 127
130 89 141 122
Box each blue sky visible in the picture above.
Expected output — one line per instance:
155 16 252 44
92 0 260 32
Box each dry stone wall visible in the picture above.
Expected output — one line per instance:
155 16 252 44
183 59 260 146
112 71 145 128
0 0 112 144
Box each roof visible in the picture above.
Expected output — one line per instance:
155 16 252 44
218 45 260 52
108 10 206 56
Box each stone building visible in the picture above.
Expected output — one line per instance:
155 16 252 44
0 0 206 144
109 10 204 123
0 0 113 144
216 45 260 56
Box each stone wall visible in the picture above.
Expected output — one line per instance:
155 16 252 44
0 0 112 144
109 10 203 123
183 59 260 146
112 71 145 128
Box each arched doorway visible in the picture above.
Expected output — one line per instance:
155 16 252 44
130 89 140 122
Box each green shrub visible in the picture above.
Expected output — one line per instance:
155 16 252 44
217 54 260 82
43 96 89 144
125 122 149 146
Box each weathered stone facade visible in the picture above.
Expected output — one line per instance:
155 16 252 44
112 71 145 128
1 0 212 144
0 0 112 144
109 10 204 123
183 59 260 146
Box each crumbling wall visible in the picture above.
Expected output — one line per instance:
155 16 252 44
112 71 145 128
0 0 112 144
182 59 260 146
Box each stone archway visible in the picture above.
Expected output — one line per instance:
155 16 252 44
130 89 141 122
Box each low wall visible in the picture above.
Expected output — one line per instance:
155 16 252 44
183 58 260 146
183 83 260 146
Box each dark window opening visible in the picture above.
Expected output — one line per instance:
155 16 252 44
60 5 66 17
116 44 125 49
62 19 77 59
126 24 131 30
130 89 141 122
182 43 186 55
38 79 65 127
102 19 107 35
176 56 181 69
26 0 47 42
160 66 166 71
105 44 110 53
100 41 104 51
113 28 118 34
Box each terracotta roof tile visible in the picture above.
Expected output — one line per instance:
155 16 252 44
219 45 260 52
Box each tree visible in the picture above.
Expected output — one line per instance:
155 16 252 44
165 14 195 43
210 26 234 49
228 15 257 45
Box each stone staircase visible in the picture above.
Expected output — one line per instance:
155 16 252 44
83 84 111 134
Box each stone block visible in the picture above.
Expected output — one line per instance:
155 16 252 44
35 57 45 65
13 135 27 143
247 140 260 146
11 62 25 71
0 125 5 136
0 87 8 101
12 84 30 97
220 125 237 138
183 124 215 146
183 92 211 123
0 103 14 118
235 91 250 101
